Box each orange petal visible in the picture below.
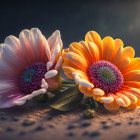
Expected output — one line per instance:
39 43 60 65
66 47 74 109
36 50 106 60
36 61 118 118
114 39 124 49
93 95 102 102
123 91 138 104
124 70 140 82
102 36 115 61
85 31 103 56
62 48 69 58
127 104 137 110
62 65 77 79
124 81 140 89
79 41 99 63
69 42 91 65
124 58 140 72
116 93 131 107
79 85 93 97
122 46 135 58
111 47 123 65
124 88 140 106
87 42 100 61
66 52 88 72
118 57 131 72
104 100 120 110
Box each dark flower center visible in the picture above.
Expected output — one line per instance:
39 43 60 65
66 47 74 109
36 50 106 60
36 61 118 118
19 62 46 94
88 60 124 93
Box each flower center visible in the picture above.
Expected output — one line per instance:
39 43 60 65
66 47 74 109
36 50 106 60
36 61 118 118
87 60 124 93
19 62 47 94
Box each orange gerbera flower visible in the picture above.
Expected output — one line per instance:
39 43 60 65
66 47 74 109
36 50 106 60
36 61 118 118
62 31 140 110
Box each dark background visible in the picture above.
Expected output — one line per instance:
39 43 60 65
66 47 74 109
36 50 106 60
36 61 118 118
0 0 140 56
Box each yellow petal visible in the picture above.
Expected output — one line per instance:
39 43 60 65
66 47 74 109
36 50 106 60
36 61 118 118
85 31 103 56
79 85 93 97
102 36 115 61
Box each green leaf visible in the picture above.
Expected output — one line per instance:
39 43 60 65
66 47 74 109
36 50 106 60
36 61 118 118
33 93 49 102
61 79 76 87
83 97 98 109
48 86 83 111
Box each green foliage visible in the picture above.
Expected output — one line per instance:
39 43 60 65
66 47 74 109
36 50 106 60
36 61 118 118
33 93 49 102
83 109 96 119
48 86 83 111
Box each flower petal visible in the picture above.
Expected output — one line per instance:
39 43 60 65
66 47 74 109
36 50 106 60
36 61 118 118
114 39 124 49
66 52 88 71
79 79 94 88
102 36 115 61
124 70 140 82
112 47 123 64
116 93 131 107
14 88 47 105
41 79 48 89
87 42 100 61
124 58 140 72
124 81 140 89
124 88 140 106
45 70 58 79
104 100 120 110
123 47 135 58
118 57 131 72
93 88 104 96
123 91 137 104
48 30 63 51
85 31 103 57
101 96 114 103
79 85 93 97
55 56 62 70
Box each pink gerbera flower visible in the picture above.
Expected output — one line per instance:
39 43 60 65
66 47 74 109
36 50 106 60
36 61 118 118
0 28 63 108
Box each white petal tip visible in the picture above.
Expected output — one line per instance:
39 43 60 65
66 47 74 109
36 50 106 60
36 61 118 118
101 97 114 103
14 89 47 106
116 98 125 106
41 79 48 89
74 75 81 85
72 72 79 77
80 79 94 88
14 100 26 106
47 61 53 71
45 70 58 79
94 88 104 96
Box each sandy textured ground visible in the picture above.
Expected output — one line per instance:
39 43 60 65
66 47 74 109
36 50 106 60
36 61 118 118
0 101 140 140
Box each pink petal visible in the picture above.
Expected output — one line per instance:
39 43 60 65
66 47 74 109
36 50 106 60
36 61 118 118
48 30 63 52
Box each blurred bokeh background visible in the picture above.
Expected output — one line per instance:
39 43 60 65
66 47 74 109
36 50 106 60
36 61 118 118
0 0 140 55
